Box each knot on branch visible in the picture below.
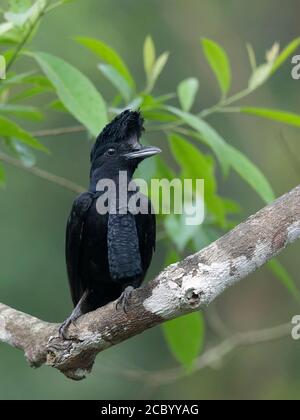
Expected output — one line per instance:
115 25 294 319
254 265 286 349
45 331 106 380
183 287 204 308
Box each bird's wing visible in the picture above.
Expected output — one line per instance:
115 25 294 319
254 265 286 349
107 213 143 282
65 192 93 306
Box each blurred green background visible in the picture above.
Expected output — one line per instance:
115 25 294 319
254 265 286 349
1 0 300 400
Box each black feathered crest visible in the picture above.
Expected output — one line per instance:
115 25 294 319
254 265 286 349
91 110 144 162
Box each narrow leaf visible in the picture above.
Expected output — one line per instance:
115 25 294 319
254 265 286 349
227 144 275 204
75 36 135 88
241 107 300 128
272 38 300 74
0 116 48 152
166 106 230 174
246 43 257 71
248 62 273 90
147 52 169 92
201 38 231 96
5 138 36 167
177 78 199 112
143 35 156 80
10 86 52 102
168 133 226 226
98 64 132 102
47 99 68 113
0 104 43 121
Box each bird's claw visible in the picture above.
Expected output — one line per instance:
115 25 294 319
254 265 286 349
116 286 134 313
59 318 78 340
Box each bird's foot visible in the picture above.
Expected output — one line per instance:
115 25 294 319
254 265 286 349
59 316 79 340
116 286 135 313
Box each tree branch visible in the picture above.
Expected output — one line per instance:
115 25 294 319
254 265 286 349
0 185 299 380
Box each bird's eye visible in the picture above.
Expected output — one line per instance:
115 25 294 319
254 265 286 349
106 147 116 156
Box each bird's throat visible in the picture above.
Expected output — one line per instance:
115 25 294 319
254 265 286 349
89 166 135 193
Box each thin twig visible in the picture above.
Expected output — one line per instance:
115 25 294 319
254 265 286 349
0 151 85 194
110 323 291 386
32 125 87 137
6 1 50 73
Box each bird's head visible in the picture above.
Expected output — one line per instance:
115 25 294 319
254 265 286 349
90 110 161 179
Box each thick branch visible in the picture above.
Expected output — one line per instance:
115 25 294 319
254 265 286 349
0 185 299 380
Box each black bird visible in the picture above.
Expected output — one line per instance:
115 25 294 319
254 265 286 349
59 110 160 339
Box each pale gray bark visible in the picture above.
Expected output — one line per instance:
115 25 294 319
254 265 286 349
0 185 299 380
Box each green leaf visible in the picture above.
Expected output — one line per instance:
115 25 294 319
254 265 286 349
47 99 68 113
0 116 48 152
166 106 230 174
0 22 14 36
227 144 274 204
134 144 157 184
5 138 36 167
164 214 200 252
10 86 52 102
143 35 156 81
156 156 176 180
268 259 300 304
9 0 31 12
23 74 53 88
177 78 199 112
163 312 205 370
167 107 275 204
201 38 231 97
141 93 174 111
0 104 43 121
241 107 300 128
98 64 132 102
142 110 177 122
193 225 220 251
0 163 6 188
0 71 35 91
75 36 135 89
246 43 257 71
272 38 300 74
0 55 6 80
168 133 226 226
4 0 47 27
147 52 169 93
165 249 180 266
168 133 215 191
248 62 273 90
32 52 108 136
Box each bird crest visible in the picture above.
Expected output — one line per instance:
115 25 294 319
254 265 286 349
91 110 144 162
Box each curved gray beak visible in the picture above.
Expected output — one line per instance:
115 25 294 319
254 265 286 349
124 145 161 160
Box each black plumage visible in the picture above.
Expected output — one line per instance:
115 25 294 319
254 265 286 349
59 110 160 339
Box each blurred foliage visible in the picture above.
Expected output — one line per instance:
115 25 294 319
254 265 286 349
0 0 300 399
